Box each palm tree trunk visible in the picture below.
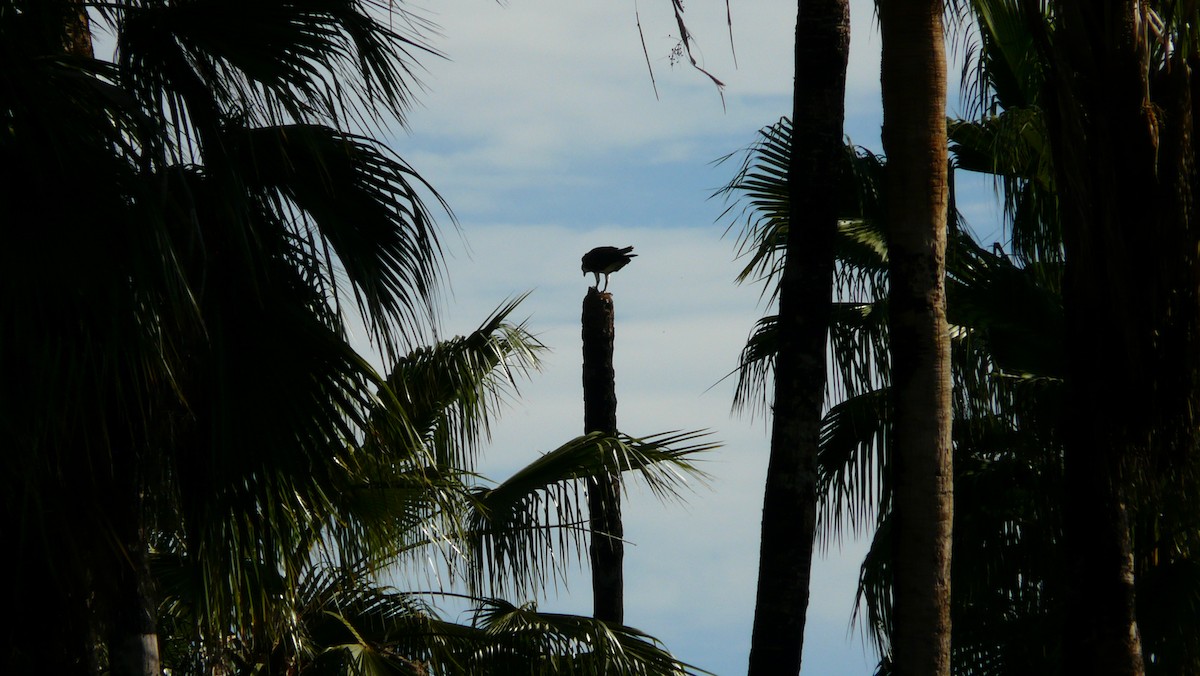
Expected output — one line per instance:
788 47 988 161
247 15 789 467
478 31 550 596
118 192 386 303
878 0 953 673
746 0 849 673
582 287 623 624
1037 3 1159 673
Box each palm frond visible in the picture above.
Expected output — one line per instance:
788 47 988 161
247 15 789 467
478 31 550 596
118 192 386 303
374 295 544 472
465 431 715 598
468 599 710 675
946 228 1064 377
727 269 889 420
828 296 891 401
303 298 546 579
949 0 1060 265
947 436 1063 675
853 517 894 661
133 159 443 639
322 298 547 576
714 118 791 296
110 0 438 138
956 0 1049 119
718 118 890 419
159 550 713 675
715 119 887 298
225 123 448 356
728 314 777 418
949 109 1059 264
816 388 890 549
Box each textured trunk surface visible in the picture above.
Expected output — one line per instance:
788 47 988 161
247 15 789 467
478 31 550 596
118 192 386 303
1041 4 1158 673
746 0 849 673
582 288 623 624
878 0 953 673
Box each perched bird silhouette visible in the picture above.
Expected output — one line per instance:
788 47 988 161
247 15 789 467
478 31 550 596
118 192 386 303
581 246 637 291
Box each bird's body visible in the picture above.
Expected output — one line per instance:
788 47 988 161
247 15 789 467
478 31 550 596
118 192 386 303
582 246 636 291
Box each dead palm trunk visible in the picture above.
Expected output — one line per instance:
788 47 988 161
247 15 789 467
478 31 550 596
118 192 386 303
878 0 953 673
745 0 849 673
582 287 623 623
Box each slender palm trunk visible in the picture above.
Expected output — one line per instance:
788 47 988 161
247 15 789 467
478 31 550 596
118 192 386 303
878 0 953 673
746 0 849 673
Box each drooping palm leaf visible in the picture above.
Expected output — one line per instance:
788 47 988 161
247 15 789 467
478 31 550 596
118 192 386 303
329 299 546 575
111 0 438 142
718 118 890 422
950 0 1059 264
155 426 717 674
373 295 543 472
465 598 709 676
945 227 1064 378
716 118 887 302
815 387 890 549
163 296 543 637
956 0 1048 118
224 123 448 356
466 431 715 598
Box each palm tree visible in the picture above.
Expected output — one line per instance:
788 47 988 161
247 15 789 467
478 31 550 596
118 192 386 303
150 303 716 674
5 0 443 670
1 2 715 673
741 0 851 673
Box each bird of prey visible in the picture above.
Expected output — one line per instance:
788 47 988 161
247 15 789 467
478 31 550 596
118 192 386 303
581 245 637 291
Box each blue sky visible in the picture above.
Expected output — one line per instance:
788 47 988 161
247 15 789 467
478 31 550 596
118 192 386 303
372 1 1003 674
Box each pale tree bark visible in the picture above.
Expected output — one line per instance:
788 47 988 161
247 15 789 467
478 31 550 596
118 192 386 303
745 0 849 673
878 0 953 673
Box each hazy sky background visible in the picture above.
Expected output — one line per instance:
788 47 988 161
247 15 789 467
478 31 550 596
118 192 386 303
370 1 1001 674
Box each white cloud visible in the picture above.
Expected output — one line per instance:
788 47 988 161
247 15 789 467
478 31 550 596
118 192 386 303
389 0 896 235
